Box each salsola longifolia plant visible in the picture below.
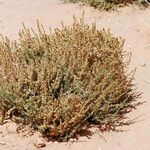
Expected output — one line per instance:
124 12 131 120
0 17 137 141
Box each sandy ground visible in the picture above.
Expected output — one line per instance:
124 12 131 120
0 0 150 150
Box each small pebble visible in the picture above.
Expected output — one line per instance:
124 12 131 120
0 141 6 145
34 142 46 149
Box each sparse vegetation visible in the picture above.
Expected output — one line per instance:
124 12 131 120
63 0 149 11
0 17 137 141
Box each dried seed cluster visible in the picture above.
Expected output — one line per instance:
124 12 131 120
0 17 137 141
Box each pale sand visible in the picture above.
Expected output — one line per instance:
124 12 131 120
0 0 150 150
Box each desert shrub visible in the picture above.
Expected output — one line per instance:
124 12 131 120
63 0 129 10
0 17 137 141
63 0 149 10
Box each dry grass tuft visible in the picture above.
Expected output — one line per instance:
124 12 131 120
0 17 138 141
